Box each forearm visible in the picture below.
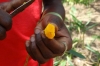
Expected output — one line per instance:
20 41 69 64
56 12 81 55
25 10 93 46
43 0 65 20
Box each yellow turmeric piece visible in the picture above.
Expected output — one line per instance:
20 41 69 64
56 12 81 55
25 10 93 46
44 23 56 39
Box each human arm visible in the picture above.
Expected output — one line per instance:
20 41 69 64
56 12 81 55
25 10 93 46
0 0 34 40
26 0 72 64
0 0 34 17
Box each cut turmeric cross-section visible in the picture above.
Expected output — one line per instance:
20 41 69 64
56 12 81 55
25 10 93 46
44 23 55 39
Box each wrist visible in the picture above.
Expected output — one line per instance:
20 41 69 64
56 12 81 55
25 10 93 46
43 2 65 19
42 12 63 21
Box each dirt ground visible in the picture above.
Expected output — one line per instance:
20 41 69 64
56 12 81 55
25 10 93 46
63 0 100 66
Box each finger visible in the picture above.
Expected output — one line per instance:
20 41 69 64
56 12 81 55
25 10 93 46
56 27 72 50
41 32 65 54
41 14 63 30
0 2 12 12
0 9 12 30
10 0 35 17
26 40 37 61
0 25 6 40
35 29 57 59
26 35 48 64
30 36 48 64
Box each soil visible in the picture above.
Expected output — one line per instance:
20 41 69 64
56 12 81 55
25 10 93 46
63 0 100 66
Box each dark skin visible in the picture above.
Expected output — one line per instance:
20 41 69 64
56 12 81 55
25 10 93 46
0 0 72 64
0 0 34 39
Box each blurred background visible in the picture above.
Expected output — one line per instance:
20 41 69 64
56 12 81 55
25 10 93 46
54 0 100 66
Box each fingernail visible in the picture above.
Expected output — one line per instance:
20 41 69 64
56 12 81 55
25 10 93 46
26 41 30 47
61 41 68 50
31 36 35 42
35 29 41 34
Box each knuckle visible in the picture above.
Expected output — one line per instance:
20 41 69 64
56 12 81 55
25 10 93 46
38 60 47 64
57 51 63 54
31 43 38 54
52 48 63 54
43 54 54 59
0 3 6 9
0 2 12 12
44 53 57 59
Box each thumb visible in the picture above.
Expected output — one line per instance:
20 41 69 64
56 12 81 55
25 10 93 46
41 13 64 31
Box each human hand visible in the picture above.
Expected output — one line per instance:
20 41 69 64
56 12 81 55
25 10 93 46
0 0 34 40
0 0 34 17
0 9 12 40
26 12 72 64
